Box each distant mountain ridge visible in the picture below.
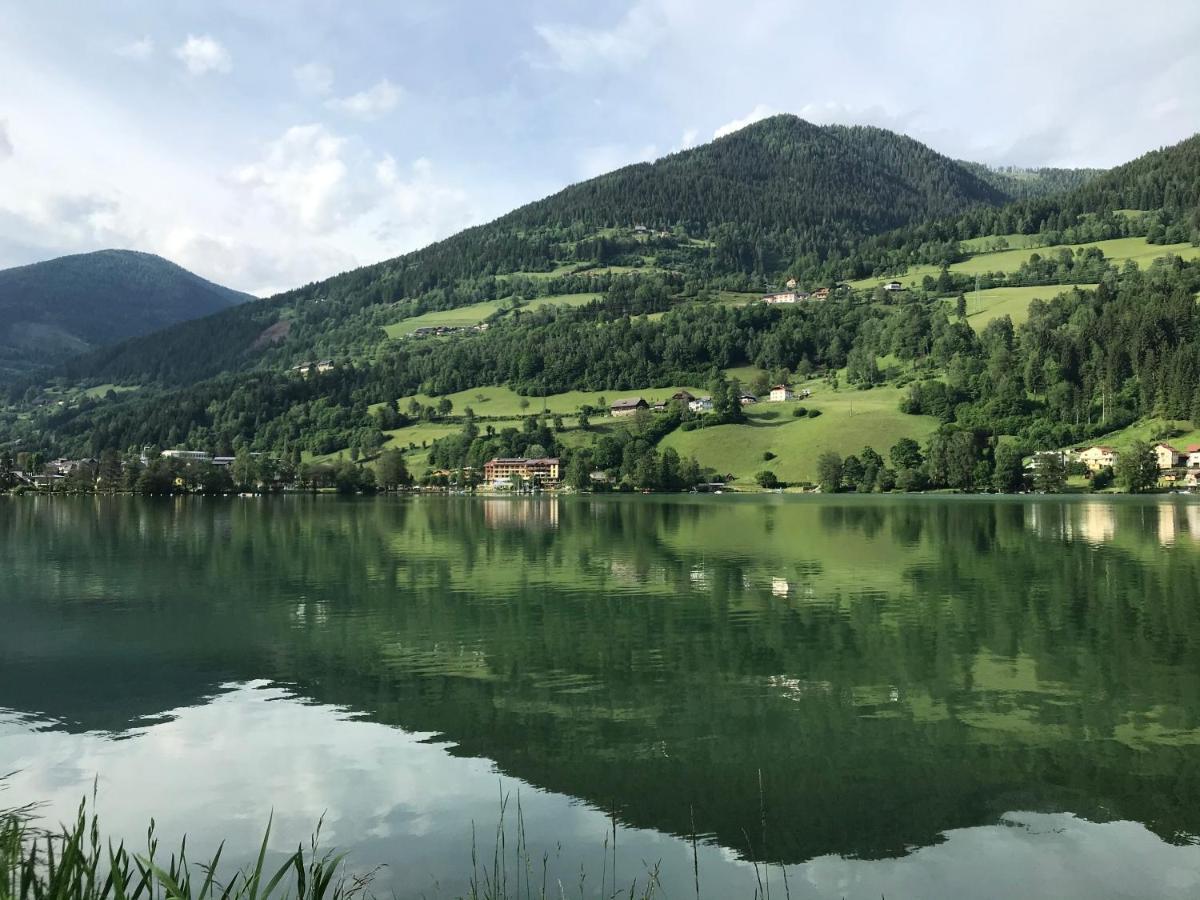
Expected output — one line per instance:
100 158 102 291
44 116 1029 388
0 249 253 377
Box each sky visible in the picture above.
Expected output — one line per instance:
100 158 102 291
1 0 1198 296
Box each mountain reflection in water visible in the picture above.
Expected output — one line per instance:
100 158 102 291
3 494 1200 898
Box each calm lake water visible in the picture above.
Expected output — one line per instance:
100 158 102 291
3 494 1200 898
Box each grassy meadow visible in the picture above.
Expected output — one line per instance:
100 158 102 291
847 235 1200 292
661 383 938 485
383 293 599 338
961 284 1099 329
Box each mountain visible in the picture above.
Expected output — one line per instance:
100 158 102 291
0 249 253 377
48 116 1016 388
955 161 1103 200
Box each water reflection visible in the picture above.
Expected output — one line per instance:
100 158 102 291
3 495 1200 896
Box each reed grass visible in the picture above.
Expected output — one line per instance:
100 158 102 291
0 782 800 900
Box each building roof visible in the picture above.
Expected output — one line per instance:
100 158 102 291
611 397 647 409
671 390 695 401
771 384 791 391
485 457 559 465
1156 442 1180 451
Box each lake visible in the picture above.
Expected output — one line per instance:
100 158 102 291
2 494 1200 898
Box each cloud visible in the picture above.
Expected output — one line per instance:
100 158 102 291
232 123 478 260
534 3 665 73
326 79 402 120
293 62 334 96
676 129 699 151
115 37 154 61
713 104 775 139
0 120 12 159
234 124 363 233
174 35 231 75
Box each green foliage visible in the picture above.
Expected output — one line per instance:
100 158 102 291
755 470 781 489
1114 441 1159 493
816 451 843 493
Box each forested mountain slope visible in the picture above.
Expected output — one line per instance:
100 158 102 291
0 250 253 377
42 116 1020 389
955 162 1102 200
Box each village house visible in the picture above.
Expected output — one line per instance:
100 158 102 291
1187 444 1200 468
768 385 796 402
1076 446 1119 473
811 287 831 300
291 359 335 376
762 292 798 305
1155 443 1183 470
785 278 798 289
610 397 649 417
883 281 904 292
483 457 560 486
688 396 713 413
161 450 213 464
738 392 759 405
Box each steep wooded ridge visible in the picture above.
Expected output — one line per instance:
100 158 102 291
47 116 1018 388
955 161 1103 200
0 249 253 376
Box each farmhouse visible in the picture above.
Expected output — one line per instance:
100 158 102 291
483 457 560 485
1155 443 1183 470
883 281 904 292
762 292 798 305
811 287 830 300
610 397 649 416
1076 446 1119 472
738 392 759 405
768 385 796 402
688 396 713 413
1187 444 1200 468
785 278 798 289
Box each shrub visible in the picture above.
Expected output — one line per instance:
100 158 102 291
755 470 781 489
762 451 776 461
792 406 807 417
806 408 822 418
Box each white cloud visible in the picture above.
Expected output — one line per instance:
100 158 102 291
293 62 334 96
115 36 154 61
713 103 776 139
174 35 231 75
232 123 479 267
534 2 665 73
0 120 12 159
676 129 699 151
234 124 361 233
326 79 402 120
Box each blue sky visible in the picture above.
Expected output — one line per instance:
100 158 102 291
1 0 1197 295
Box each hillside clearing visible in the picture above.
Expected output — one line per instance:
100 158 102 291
961 284 1098 329
660 384 938 485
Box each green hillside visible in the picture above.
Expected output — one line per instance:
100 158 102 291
4 119 1200 500
0 249 252 377
40 116 1018 390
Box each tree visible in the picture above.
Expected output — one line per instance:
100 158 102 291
1114 441 1158 493
816 452 843 493
437 397 453 417
566 451 592 490
992 443 1026 493
955 292 967 321
755 470 781 489
377 449 409 490
1032 451 1066 493
889 438 923 471
231 449 259 491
